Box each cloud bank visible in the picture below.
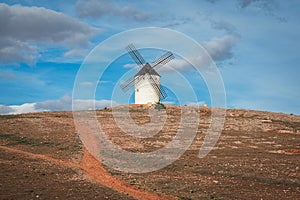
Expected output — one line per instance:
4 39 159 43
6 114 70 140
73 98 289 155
158 35 237 73
207 0 286 22
237 0 286 22
0 95 117 115
0 3 100 64
76 0 151 21
202 35 237 62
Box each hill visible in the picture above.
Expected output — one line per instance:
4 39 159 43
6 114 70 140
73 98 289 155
0 105 299 199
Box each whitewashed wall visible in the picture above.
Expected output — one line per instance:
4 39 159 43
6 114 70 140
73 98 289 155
135 74 160 104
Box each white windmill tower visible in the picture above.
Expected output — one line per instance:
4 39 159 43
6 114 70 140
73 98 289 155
121 44 174 104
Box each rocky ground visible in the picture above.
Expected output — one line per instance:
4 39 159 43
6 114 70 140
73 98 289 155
0 105 299 199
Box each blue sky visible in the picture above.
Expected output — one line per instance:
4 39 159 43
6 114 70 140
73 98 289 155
0 0 299 115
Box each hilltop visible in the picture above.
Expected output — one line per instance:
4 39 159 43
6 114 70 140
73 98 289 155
0 105 299 199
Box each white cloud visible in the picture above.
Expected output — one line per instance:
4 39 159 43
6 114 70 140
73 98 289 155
98 80 111 84
0 105 15 114
238 0 274 9
79 80 111 86
0 95 117 115
160 101 176 105
80 81 95 86
122 35 237 74
209 19 239 36
10 103 44 114
159 58 192 73
237 0 286 22
0 3 100 64
34 95 72 111
0 103 46 115
123 63 138 69
156 35 237 73
202 35 237 61
76 0 151 21
64 48 89 57
0 38 39 65
186 101 206 106
35 95 117 111
73 99 117 111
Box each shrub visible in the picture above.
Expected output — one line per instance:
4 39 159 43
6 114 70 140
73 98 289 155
154 102 166 110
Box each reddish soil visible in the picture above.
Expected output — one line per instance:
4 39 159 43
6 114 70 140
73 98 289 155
0 145 168 200
0 105 299 199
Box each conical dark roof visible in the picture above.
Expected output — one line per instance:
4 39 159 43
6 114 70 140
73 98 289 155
134 63 160 77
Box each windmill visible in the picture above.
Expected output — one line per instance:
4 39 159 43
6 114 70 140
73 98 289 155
121 44 174 104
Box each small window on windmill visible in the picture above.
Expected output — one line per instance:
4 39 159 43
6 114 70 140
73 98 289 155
136 89 139 92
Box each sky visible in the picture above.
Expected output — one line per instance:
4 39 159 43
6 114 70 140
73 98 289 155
0 0 299 115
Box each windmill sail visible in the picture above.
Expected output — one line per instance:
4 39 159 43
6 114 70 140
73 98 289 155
121 43 174 102
126 44 146 67
151 51 174 69
148 75 168 100
121 46 174 93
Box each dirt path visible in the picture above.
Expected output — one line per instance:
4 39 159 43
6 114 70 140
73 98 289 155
0 145 171 200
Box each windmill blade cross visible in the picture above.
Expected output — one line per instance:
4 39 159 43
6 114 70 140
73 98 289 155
121 44 173 97
126 44 146 67
121 72 167 99
148 74 168 100
151 51 174 69
122 51 174 92
121 76 135 92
